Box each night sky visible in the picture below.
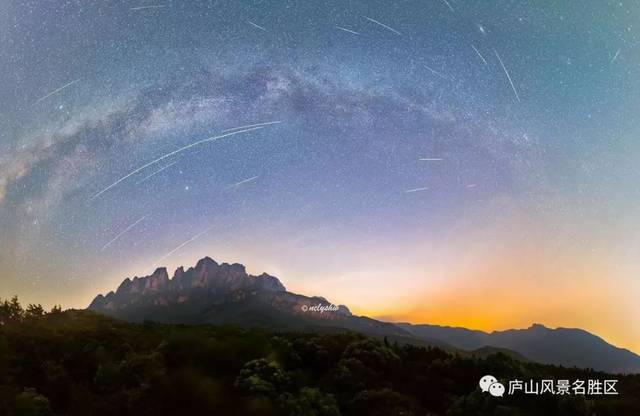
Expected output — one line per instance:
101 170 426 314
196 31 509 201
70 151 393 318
1 1 639 353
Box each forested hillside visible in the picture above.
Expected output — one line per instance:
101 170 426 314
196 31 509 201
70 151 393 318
1 297 639 415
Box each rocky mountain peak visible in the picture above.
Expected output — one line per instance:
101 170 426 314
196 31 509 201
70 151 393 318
173 266 185 279
195 256 218 271
90 256 288 311
254 272 287 292
145 268 170 292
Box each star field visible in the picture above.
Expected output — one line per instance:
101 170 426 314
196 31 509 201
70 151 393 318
1 0 639 352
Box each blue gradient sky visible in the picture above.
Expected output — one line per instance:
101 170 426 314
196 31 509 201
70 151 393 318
1 1 639 352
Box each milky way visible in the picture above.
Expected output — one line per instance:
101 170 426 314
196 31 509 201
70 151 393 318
1 1 639 352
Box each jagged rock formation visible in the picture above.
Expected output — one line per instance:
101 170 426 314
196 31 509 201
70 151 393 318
88 256 411 339
90 257 290 310
87 256 640 372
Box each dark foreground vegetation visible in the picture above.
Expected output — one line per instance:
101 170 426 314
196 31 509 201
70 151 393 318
0 296 639 415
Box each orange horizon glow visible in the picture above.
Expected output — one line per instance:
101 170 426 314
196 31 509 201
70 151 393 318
2 200 638 357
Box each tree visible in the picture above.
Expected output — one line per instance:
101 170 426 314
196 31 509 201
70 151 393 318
0 296 24 324
25 304 45 318
350 388 417 416
235 359 291 397
13 388 52 416
342 339 400 372
277 387 340 416
0 335 8 379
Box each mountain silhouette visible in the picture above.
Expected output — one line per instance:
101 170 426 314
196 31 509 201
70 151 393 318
89 256 640 373
397 323 640 374
88 256 436 345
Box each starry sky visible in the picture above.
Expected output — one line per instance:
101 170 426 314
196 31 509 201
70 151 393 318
1 1 639 353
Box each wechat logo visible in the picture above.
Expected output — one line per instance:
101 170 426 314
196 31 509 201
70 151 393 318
479 375 505 397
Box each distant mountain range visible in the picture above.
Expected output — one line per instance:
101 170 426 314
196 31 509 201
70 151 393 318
397 323 640 374
89 256 640 374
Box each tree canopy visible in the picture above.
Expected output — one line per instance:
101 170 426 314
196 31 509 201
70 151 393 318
0 296 638 415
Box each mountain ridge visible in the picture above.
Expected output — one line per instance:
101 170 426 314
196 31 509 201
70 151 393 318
89 256 420 342
89 256 640 374
397 322 640 374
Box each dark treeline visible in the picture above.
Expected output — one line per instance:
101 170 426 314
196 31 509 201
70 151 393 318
0 296 62 323
0 296 638 415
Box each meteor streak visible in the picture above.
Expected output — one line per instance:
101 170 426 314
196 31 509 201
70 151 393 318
33 78 81 105
221 120 282 133
89 124 273 201
611 49 621 63
425 65 448 80
405 187 429 193
336 26 360 35
247 21 267 31
225 176 259 190
471 44 488 66
153 227 213 266
441 0 455 12
136 162 178 185
363 16 401 35
130 5 165 10
100 216 147 252
494 49 520 102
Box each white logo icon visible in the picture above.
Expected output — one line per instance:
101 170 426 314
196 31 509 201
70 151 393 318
479 375 498 392
479 375 504 397
489 382 505 397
